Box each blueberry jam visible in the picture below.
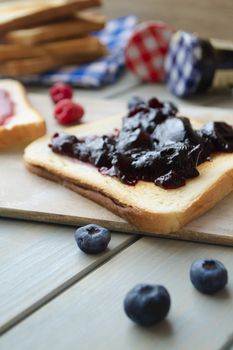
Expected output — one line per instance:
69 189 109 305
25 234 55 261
0 89 15 126
49 97 233 189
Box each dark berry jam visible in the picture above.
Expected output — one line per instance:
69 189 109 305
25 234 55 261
0 89 15 126
49 97 233 189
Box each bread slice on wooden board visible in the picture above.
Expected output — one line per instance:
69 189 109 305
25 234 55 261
4 13 106 46
0 80 46 149
0 37 107 76
0 0 101 33
24 115 233 235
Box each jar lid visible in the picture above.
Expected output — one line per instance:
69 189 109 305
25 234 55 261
125 21 173 82
165 31 203 97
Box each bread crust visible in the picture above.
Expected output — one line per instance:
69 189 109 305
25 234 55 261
0 80 46 149
0 37 107 76
0 0 101 33
25 161 233 234
4 13 106 46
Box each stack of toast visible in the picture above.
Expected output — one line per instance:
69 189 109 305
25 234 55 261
0 0 107 76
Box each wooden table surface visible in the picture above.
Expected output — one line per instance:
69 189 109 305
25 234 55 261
1 1 233 349
0 74 233 350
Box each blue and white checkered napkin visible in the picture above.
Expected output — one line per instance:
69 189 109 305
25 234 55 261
23 16 138 87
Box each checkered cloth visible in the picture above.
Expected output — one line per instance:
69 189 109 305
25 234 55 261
125 21 173 82
165 31 203 97
21 16 138 87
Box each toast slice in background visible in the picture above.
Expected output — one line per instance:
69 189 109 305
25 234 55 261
0 0 101 33
0 44 45 62
41 36 107 58
4 13 106 46
24 115 233 234
0 80 46 149
0 37 107 76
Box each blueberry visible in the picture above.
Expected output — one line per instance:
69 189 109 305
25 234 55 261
190 259 228 294
75 224 111 254
124 284 171 327
127 96 145 110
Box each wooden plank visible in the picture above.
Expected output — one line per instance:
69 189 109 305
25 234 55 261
0 218 136 334
2 237 233 350
99 0 233 41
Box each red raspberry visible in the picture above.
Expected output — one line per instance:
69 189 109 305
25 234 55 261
54 99 84 125
50 82 73 104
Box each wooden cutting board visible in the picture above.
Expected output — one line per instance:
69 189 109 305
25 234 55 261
1 94 233 245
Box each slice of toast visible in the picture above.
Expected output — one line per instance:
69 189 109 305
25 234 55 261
0 36 106 63
0 37 107 76
0 0 101 33
41 36 107 58
0 80 46 149
4 13 106 46
24 114 233 234
0 44 44 62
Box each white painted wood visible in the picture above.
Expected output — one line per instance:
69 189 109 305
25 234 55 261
0 218 136 333
1 237 233 350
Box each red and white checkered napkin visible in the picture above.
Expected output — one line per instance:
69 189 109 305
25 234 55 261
125 21 173 82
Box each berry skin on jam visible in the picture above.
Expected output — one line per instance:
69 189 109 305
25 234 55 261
49 97 233 189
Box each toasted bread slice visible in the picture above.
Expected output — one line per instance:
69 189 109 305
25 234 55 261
0 36 107 64
0 80 46 149
0 0 101 33
4 13 105 46
41 36 107 58
0 37 107 76
0 44 45 62
24 115 233 234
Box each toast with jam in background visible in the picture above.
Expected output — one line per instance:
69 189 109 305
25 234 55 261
0 80 46 149
24 97 233 234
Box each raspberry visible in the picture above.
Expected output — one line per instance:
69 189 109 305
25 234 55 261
54 99 84 125
50 82 73 104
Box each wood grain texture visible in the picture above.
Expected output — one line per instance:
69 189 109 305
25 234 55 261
99 0 233 41
0 218 136 334
1 237 233 350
